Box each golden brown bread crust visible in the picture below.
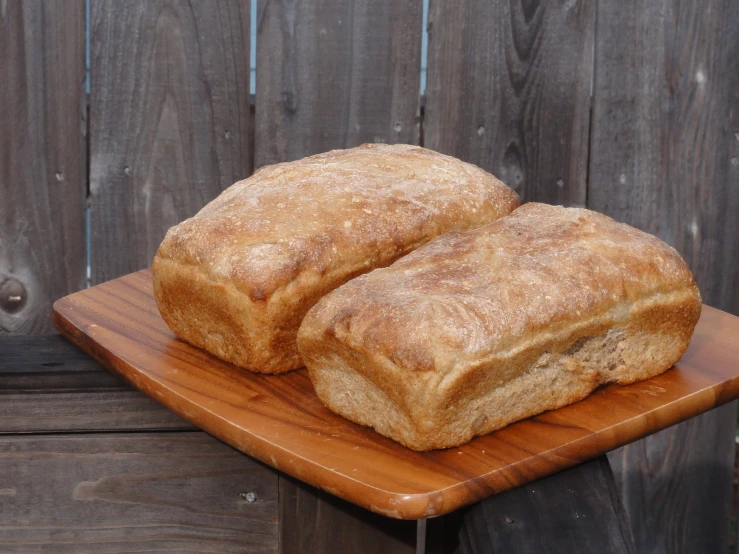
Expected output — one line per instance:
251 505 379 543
297 203 702 450
153 143 519 373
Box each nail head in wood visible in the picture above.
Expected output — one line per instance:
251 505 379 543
0 276 27 314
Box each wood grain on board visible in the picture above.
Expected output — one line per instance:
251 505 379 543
589 1 739 552
0 0 86 335
0 432 279 553
89 0 251 284
255 0 423 167
52 269 739 520
427 457 637 554
424 0 593 205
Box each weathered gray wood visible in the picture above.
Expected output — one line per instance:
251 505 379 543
589 0 739 312
0 391 193 434
278 475 416 554
608 404 736 554
0 432 278 552
427 457 637 554
0 0 86 334
255 0 423 167
0 335 193 433
89 0 251 284
424 0 593 205
733 44 739 317
0 335 123 391
590 1 739 552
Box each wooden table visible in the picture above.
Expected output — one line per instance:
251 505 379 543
3 271 739 552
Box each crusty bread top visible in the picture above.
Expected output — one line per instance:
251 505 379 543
298 203 701 375
155 143 519 302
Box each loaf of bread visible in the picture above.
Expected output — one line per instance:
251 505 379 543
297 203 702 450
152 144 519 373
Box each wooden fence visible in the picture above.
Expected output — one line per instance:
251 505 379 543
1 0 738 551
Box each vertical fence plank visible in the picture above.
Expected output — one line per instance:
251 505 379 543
255 0 423 167
589 0 739 312
256 1 423 546
278 476 416 554
0 0 86 334
607 404 736 554
427 457 637 554
89 0 251 284
424 0 593 205
590 1 739 552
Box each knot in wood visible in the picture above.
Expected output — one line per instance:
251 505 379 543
281 90 297 113
0 276 27 314
500 141 525 190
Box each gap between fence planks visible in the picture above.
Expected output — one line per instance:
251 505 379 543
0 335 194 433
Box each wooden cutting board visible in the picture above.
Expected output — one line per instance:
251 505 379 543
53 269 739 520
